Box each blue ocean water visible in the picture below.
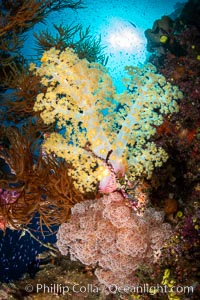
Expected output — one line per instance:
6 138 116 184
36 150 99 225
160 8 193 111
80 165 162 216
0 218 57 282
21 0 186 91
1 0 186 283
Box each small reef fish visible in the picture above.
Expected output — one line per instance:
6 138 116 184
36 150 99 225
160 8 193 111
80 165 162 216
128 21 137 28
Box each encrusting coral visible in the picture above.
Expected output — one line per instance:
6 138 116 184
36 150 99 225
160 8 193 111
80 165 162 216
32 47 183 193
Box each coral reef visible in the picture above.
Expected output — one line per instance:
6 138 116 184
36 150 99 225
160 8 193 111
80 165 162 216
0 67 45 123
0 0 84 39
32 46 182 193
180 0 200 29
0 126 84 230
148 4 200 212
145 15 188 58
34 24 108 65
145 16 175 55
0 0 84 90
57 192 171 288
0 0 199 299
0 252 117 300
143 1 200 297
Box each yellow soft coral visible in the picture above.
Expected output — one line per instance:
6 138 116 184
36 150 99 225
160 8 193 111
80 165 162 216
33 47 183 192
161 269 181 300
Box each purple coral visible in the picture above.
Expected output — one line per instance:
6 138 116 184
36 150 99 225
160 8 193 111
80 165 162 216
0 188 20 205
181 211 200 246
56 192 171 287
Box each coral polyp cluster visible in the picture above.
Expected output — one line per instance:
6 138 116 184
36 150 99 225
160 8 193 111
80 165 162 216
31 46 182 193
57 191 171 287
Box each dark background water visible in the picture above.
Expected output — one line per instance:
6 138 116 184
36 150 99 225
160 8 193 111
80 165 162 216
0 218 57 282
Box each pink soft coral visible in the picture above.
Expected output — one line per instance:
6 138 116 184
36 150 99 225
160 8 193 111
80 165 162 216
57 192 171 287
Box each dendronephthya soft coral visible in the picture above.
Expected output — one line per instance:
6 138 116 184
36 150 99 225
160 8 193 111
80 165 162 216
31 47 183 193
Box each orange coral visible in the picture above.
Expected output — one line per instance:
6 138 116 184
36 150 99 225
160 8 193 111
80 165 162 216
0 0 84 38
2 68 48 122
0 126 84 230
156 119 172 135
164 198 178 215
0 1 84 89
